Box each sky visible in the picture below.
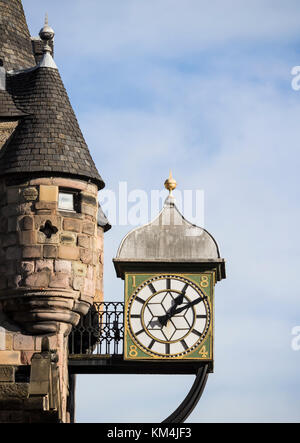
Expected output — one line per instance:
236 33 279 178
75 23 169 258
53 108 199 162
23 0 300 423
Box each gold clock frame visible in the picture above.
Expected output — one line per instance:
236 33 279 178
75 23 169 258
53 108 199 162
124 272 215 362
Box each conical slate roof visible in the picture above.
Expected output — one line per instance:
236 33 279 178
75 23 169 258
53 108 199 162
0 90 27 117
0 0 35 71
0 63 104 189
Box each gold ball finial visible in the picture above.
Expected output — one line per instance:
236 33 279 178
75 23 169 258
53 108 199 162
164 170 177 195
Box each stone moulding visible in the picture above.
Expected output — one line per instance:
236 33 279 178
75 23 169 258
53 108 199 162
0 288 90 334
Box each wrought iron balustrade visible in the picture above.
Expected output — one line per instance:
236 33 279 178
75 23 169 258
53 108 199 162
69 302 124 356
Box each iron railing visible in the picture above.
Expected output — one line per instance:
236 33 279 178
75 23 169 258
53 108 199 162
69 302 124 356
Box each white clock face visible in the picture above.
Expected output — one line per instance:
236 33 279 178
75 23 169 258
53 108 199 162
127 275 211 358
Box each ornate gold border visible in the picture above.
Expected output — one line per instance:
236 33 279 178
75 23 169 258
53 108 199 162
124 272 215 361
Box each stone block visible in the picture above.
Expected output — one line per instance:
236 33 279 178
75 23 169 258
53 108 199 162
19 216 34 231
80 248 92 264
13 334 35 351
58 246 79 260
49 273 70 289
72 262 87 277
86 265 94 280
77 235 90 249
18 261 35 275
39 185 58 202
0 383 28 408
81 203 97 218
83 278 95 295
55 260 71 274
63 218 81 233
72 277 84 291
7 187 20 204
19 230 37 245
43 245 57 258
24 271 50 288
82 222 95 236
0 367 15 382
22 246 42 259
0 351 21 365
81 193 97 207
94 290 103 303
60 233 76 245
5 334 13 351
35 201 57 211
35 260 53 273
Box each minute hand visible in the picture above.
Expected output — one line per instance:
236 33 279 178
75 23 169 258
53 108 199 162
171 295 208 316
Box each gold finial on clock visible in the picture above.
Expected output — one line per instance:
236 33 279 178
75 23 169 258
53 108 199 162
164 170 177 195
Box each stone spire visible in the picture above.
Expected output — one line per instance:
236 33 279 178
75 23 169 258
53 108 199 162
0 0 35 71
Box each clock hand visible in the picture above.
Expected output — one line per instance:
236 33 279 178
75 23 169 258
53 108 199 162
158 291 187 327
172 295 207 315
158 295 208 327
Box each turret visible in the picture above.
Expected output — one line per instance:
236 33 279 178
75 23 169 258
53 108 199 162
0 5 108 423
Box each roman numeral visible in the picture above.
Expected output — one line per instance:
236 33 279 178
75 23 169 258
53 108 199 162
166 278 171 290
135 329 145 336
165 343 170 354
148 339 156 350
196 315 207 319
182 283 189 294
192 329 202 337
181 340 188 350
135 296 144 304
148 283 156 294
131 314 140 318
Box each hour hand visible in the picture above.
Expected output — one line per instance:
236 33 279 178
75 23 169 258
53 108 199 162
158 295 208 326
157 293 185 327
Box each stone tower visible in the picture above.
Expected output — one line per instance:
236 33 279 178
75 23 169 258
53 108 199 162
0 0 108 423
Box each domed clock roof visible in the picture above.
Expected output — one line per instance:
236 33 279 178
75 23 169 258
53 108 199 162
114 173 226 281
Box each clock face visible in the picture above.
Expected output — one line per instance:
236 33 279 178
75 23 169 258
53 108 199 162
126 275 211 359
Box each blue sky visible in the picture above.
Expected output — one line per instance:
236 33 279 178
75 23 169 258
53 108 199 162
24 0 300 422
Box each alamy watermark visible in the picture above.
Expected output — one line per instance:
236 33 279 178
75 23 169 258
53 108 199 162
291 66 300 90
99 182 205 228
291 326 300 351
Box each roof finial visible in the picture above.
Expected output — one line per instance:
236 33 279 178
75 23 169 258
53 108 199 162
37 14 57 69
164 170 177 196
39 13 55 53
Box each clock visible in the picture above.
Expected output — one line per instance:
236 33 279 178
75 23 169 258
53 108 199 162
124 273 214 361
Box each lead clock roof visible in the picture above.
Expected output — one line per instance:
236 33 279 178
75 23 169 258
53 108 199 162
114 194 226 280
116 195 221 260
0 0 104 189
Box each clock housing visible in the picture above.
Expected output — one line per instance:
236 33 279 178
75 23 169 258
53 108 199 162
124 272 215 363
